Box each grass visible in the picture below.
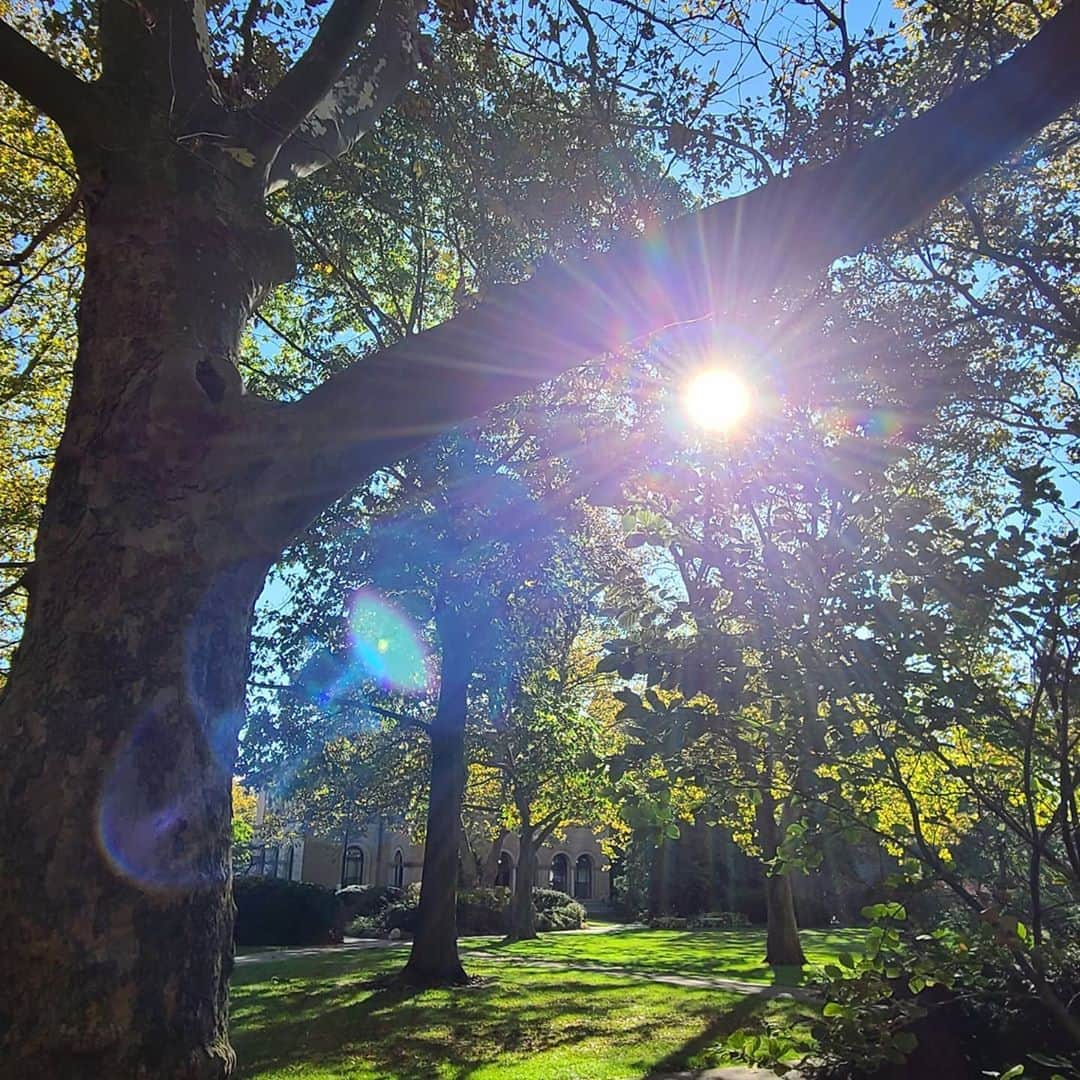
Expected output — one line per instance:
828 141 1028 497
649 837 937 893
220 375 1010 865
232 941 820 1078
464 927 866 986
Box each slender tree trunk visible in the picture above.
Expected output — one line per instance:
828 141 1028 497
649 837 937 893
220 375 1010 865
481 827 510 886
763 872 807 966
506 828 538 941
403 635 469 985
755 790 807 967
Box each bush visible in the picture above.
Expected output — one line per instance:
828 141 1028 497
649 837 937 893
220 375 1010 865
457 886 510 935
533 888 586 931
380 900 420 935
650 916 689 930
689 911 750 929
362 884 586 939
337 884 402 920
234 877 342 947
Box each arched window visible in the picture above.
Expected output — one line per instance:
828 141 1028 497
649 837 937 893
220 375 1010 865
392 849 404 888
550 853 569 893
342 845 364 887
495 851 514 887
574 854 592 900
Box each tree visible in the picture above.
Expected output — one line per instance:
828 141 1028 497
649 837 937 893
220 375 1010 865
0 0 1078 1072
483 619 620 941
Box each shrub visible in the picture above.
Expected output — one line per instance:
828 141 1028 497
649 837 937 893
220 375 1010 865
336 884 402 920
533 888 586 931
234 877 342 947
650 916 689 930
457 887 510 935
380 900 420 935
690 911 750 929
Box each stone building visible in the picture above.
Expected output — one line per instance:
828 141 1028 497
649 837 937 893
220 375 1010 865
239 791 611 909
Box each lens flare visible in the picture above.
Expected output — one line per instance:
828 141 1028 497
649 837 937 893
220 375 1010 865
348 589 430 694
684 368 752 432
97 709 232 892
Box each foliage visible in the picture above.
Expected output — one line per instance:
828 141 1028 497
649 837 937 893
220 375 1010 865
233 877 343 948
532 888 587 932
816 903 1080 1077
337 884 403 921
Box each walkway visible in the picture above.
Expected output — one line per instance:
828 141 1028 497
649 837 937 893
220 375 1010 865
235 921 637 966
465 949 817 1001
237 932 816 1002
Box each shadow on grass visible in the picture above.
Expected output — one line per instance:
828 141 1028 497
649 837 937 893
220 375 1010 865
467 928 865 987
646 994 767 1075
231 949 760 1079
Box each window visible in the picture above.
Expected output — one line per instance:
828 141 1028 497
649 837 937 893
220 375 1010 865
243 844 265 877
550 853 569 893
392 849 404 888
495 851 514 887
574 854 592 900
342 845 364 887
262 844 279 878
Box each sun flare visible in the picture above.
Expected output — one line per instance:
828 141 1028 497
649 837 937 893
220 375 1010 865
683 368 752 433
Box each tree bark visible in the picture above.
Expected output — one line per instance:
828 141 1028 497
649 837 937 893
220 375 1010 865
402 634 470 985
755 795 807 967
506 827 538 941
0 183 285 1077
481 827 510 886
0 94 294 1074
763 872 807 967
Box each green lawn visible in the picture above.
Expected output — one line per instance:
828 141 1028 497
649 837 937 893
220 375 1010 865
231 929 842 1078
465 927 866 986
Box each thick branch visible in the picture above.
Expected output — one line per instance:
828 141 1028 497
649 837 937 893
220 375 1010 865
0 19 95 136
258 0 1080 539
264 0 420 192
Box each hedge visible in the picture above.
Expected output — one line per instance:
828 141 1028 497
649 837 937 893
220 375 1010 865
234 876 343 947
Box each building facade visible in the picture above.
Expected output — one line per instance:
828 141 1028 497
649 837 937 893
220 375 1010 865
240 793 611 909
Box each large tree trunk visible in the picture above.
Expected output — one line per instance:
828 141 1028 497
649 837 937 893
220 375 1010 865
506 828 538 942
0 127 290 1076
403 636 470 985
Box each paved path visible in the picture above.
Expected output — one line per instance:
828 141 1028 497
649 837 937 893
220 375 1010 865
237 934 816 1002
235 922 638 966
464 950 817 1000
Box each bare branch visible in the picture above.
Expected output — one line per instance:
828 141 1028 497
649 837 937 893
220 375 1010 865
0 19 96 136
264 0 421 192
249 0 381 154
254 0 1080 540
1 188 80 269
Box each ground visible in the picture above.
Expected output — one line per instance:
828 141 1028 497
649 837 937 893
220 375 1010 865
231 928 865 1078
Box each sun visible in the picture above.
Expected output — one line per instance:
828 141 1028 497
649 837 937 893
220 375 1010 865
683 368 752 433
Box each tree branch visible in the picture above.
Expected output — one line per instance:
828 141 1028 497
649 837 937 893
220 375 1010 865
255 0 1080 540
249 0 380 149
0 19 96 136
264 0 421 192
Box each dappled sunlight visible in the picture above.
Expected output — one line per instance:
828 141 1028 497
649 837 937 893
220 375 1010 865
479 927 867 986
230 946 779 1079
